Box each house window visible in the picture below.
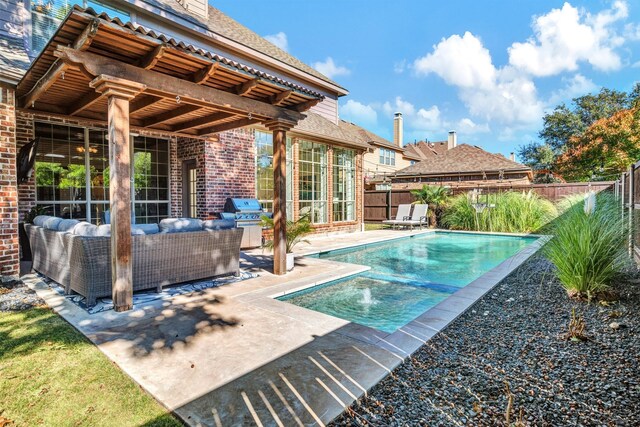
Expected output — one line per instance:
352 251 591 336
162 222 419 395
30 0 129 58
299 140 328 223
34 123 169 224
379 148 396 166
333 148 355 222
254 131 293 219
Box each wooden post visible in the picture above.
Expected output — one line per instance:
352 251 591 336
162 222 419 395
91 75 146 311
265 120 295 275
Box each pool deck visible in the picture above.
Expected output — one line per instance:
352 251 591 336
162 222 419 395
24 229 547 426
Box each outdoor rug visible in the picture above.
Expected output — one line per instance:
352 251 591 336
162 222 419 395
37 271 258 314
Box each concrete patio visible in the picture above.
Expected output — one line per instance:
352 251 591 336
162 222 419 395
24 229 545 426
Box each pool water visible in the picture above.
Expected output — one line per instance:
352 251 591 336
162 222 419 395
278 232 536 333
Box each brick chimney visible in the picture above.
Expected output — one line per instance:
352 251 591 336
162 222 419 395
447 130 457 150
393 112 403 147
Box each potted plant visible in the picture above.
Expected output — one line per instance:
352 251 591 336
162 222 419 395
20 205 49 261
410 185 450 227
261 215 312 271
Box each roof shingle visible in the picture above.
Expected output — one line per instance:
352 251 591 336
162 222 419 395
395 144 531 176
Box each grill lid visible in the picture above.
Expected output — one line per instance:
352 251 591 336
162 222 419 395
224 198 263 212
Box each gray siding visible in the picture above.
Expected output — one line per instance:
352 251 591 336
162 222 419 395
310 96 338 124
0 0 27 42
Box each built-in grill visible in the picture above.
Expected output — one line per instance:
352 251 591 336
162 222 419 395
222 198 272 248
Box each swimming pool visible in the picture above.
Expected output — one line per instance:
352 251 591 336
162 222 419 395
278 232 537 333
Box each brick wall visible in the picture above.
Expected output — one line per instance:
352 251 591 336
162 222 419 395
0 88 19 277
13 111 363 245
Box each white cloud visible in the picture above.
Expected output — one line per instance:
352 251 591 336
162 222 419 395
313 57 351 79
383 97 442 133
340 100 378 128
548 74 598 104
508 2 628 76
456 118 490 134
414 32 496 90
393 60 407 74
412 32 543 125
264 32 288 52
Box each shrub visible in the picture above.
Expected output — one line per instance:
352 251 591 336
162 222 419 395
543 192 627 299
442 190 556 233
261 215 312 253
410 185 450 227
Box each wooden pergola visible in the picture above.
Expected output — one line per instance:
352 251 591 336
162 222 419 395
17 8 323 311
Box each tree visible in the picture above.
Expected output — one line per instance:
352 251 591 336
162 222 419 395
519 84 640 180
517 142 559 183
556 107 640 181
410 185 450 227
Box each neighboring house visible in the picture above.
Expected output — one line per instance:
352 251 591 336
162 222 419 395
0 0 377 278
389 143 533 189
357 112 421 187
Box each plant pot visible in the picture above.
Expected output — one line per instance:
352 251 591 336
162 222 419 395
286 253 295 271
19 222 32 262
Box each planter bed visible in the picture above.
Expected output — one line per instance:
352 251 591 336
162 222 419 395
331 257 640 426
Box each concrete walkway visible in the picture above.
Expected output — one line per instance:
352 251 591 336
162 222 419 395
25 229 545 426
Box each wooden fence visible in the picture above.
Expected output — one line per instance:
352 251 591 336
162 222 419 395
364 182 615 222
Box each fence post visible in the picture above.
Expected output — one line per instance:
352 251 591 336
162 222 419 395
386 189 392 220
628 167 634 258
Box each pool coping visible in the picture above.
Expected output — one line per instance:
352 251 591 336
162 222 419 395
272 231 551 357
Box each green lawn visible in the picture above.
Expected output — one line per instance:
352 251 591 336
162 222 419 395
0 308 182 427
364 222 388 231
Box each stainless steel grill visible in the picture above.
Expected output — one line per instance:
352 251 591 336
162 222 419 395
222 198 272 248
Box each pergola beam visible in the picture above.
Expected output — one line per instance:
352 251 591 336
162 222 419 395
270 90 292 106
129 95 163 113
190 63 219 85
142 104 202 127
138 44 167 70
289 98 320 112
234 78 259 96
197 118 259 136
171 111 234 132
67 91 104 116
17 20 99 108
54 46 306 123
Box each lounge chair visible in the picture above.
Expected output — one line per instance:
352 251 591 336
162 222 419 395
396 204 429 230
382 204 412 229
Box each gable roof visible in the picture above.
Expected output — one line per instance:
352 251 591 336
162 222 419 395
146 0 345 92
292 113 370 150
395 144 531 176
337 120 422 159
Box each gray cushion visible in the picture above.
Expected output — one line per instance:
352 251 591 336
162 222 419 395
73 222 98 236
159 218 204 233
58 219 80 232
203 219 236 230
43 217 63 230
89 224 149 237
133 224 160 235
33 215 52 227
96 224 111 237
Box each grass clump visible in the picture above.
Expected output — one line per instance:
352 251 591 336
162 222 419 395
0 308 181 426
442 190 556 233
544 192 627 299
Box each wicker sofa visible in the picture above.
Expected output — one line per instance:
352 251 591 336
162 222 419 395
26 218 244 305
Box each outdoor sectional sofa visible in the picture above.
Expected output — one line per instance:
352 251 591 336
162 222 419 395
26 216 244 305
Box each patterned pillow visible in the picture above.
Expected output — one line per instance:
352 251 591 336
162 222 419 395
73 222 98 236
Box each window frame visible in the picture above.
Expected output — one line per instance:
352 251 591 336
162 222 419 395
332 148 356 222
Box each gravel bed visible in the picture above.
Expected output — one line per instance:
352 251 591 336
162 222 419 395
0 277 46 311
331 257 640 427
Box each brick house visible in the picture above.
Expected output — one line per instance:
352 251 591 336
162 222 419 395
0 0 374 282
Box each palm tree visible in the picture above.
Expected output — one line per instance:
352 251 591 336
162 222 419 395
410 185 450 227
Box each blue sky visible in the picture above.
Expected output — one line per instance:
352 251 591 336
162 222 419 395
212 1 640 158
